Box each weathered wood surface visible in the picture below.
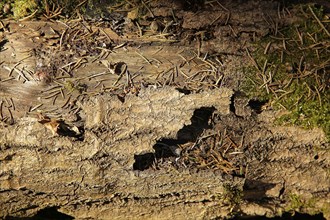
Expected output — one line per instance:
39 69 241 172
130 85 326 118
0 20 223 124
0 12 244 219
0 86 238 219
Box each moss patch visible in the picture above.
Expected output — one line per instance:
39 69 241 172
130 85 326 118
12 0 38 19
241 4 330 140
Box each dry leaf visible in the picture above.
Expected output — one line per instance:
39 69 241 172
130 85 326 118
43 119 60 136
37 113 60 136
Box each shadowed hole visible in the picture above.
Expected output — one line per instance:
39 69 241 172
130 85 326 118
5 207 74 220
248 99 268 114
133 107 215 171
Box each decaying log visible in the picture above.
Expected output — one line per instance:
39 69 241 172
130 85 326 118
1 1 329 218
0 87 241 219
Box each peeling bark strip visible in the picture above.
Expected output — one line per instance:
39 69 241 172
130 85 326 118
0 87 235 219
82 87 233 159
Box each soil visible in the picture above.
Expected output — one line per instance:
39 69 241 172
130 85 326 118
0 0 329 219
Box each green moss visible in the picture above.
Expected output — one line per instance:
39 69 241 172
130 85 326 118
79 0 122 19
12 0 38 19
0 2 4 11
0 0 11 15
9 0 118 19
321 203 330 220
223 184 243 206
285 193 325 216
241 5 330 140
287 193 305 211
